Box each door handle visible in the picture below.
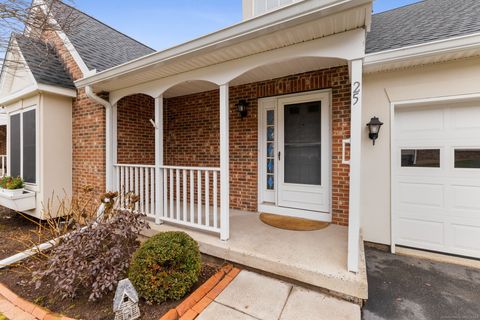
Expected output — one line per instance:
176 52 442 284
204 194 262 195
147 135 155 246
278 151 281 161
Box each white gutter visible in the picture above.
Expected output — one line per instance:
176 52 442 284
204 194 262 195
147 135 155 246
364 32 480 71
85 86 114 191
75 0 371 88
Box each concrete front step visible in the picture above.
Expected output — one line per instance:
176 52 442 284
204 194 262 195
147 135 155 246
143 210 368 302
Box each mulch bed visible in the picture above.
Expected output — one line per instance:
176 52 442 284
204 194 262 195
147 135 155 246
0 208 43 260
0 252 219 320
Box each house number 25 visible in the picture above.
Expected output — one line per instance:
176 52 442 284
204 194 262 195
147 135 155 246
352 81 361 106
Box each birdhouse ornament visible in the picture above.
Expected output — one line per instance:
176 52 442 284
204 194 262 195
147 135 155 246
113 279 140 320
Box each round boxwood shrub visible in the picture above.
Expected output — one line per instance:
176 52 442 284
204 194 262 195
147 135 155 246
128 231 201 303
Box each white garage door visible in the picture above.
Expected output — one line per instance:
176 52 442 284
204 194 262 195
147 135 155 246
393 101 480 259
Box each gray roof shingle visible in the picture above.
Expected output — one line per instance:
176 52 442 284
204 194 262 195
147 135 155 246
14 34 75 89
367 0 480 53
51 1 155 72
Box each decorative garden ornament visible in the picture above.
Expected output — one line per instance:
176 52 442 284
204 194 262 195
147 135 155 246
113 279 140 320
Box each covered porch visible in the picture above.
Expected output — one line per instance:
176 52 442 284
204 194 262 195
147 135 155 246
77 0 372 296
142 209 368 301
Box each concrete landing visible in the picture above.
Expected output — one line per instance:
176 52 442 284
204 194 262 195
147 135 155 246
198 270 361 320
144 210 368 301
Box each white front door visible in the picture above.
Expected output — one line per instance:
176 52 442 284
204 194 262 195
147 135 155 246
258 91 331 218
393 101 480 258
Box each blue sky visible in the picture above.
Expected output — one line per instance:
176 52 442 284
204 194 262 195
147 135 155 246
75 0 420 50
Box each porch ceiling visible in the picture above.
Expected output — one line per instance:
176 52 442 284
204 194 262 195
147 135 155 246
77 0 372 93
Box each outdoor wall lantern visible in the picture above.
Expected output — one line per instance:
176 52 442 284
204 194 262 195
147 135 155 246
236 99 249 118
366 116 383 145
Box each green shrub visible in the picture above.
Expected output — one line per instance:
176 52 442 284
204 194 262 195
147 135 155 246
128 231 201 303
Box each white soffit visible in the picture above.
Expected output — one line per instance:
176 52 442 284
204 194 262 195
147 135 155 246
78 0 371 92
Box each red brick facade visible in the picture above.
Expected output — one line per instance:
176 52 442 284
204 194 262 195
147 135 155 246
117 94 155 165
0 126 6 156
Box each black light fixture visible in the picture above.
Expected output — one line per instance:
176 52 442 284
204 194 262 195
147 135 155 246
366 116 383 145
236 99 249 118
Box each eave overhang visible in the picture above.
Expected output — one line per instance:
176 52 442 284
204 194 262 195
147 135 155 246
75 0 372 92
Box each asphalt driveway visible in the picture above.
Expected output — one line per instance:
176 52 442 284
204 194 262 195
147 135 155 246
363 247 480 320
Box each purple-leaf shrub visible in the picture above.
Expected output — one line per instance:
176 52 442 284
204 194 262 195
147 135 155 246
34 209 150 301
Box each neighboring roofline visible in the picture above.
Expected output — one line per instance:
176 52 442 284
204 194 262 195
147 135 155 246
57 1 155 52
0 83 76 106
75 0 371 88
371 0 425 16
364 31 480 72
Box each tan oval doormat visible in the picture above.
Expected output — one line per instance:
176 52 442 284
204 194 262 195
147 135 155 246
259 213 330 231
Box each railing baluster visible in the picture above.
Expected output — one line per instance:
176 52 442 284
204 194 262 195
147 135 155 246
163 168 167 219
169 169 174 219
120 166 124 209
129 167 134 195
134 167 139 212
176 169 180 220
140 167 144 214
205 171 210 227
197 170 202 225
183 169 187 222
151 167 155 216
190 170 195 223
145 168 150 216
213 171 218 228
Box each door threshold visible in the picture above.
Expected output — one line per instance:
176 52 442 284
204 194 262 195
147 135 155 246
258 203 331 222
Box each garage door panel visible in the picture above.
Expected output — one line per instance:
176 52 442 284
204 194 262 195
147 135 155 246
451 104 480 130
451 185 480 211
396 218 444 246
398 182 444 208
451 223 480 254
394 103 480 259
396 107 445 133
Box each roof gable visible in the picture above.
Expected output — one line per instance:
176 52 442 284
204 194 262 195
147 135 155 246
14 34 75 89
367 0 480 53
51 1 155 72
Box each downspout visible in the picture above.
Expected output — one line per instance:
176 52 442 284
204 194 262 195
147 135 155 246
85 85 114 191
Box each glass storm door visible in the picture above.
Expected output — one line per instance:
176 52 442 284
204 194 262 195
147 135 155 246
277 95 330 212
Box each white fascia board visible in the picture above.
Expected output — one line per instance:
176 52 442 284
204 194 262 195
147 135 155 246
364 32 480 71
37 84 76 98
0 84 76 106
75 0 371 88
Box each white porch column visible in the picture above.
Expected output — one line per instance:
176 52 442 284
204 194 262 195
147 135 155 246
112 103 118 189
220 83 230 240
155 96 164 224
105 103 114 191
348 59 363 273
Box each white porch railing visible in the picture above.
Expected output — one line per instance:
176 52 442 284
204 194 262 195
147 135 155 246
0 155 6 177
114 164 157 217
114 164 222 234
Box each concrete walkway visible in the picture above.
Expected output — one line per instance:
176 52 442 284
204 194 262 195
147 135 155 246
0 294 37 320
196 270 360 320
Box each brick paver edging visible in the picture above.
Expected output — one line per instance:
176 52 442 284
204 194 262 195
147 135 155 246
160 264 241 320
0 283 74 320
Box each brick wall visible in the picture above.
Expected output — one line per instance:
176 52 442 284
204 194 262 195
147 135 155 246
117 94 155 165
161 66 351 225
71 89 106 196
0 126 6 155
